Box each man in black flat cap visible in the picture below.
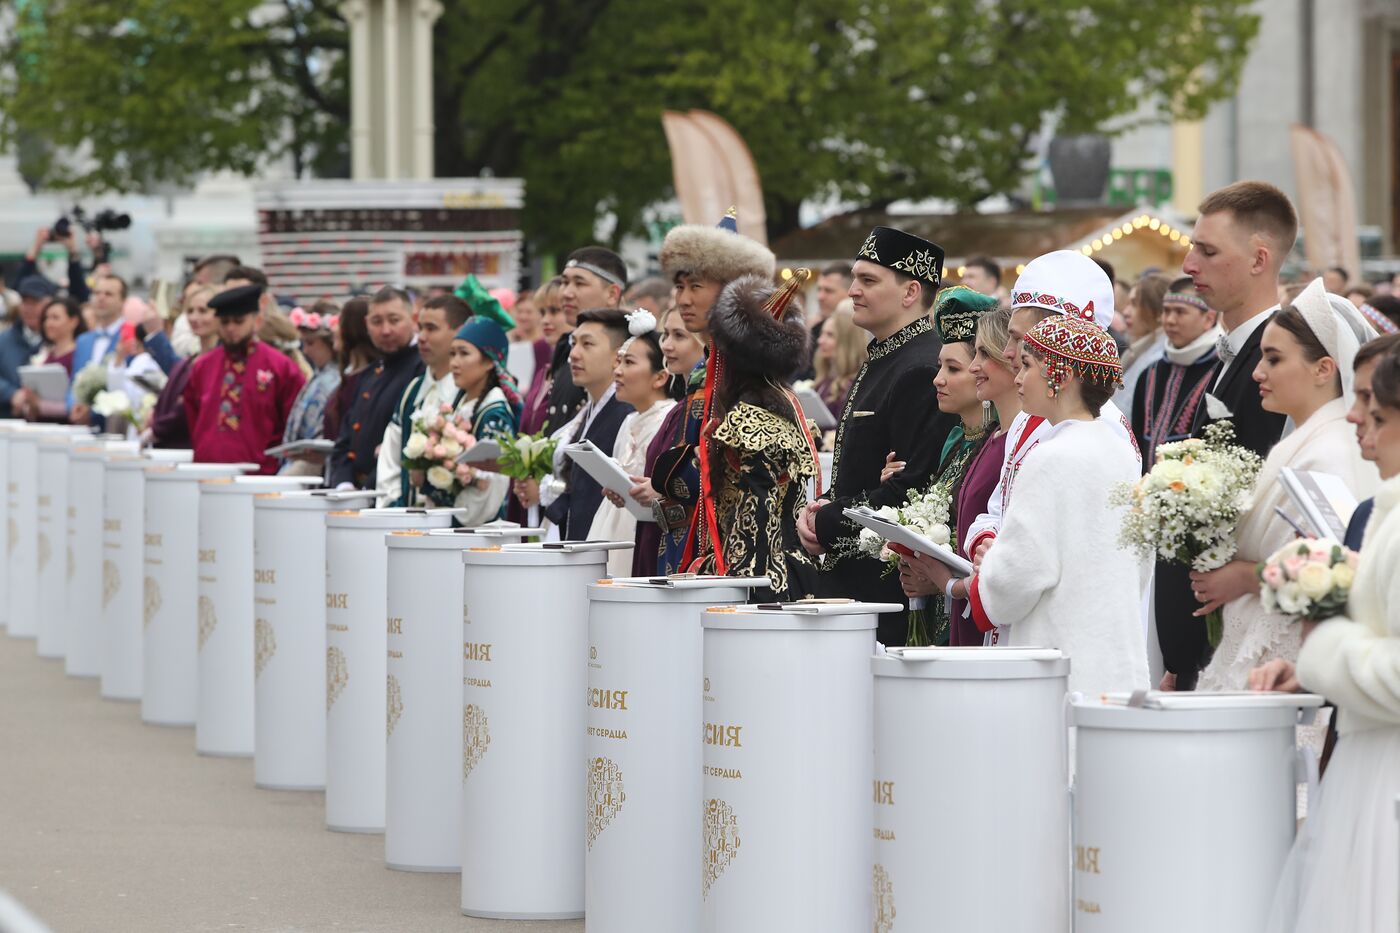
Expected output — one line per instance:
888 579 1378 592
183 283 306 474
796 226 958 647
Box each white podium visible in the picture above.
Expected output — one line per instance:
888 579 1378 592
584 577 758 933
1071 692 1325 933
66 442 139 678
459 542 616 919
382 525 534 872
324 507 458 834
101 456 152 700
195 475 321 756
35 435 76 659
252 490 374 789
141 463 251 726
700 602 893 933
873 646 1071 932
6 426 47 639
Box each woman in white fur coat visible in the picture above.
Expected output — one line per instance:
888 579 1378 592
1257 349 1400 932
1192 279 1378 690
962 313 1150 697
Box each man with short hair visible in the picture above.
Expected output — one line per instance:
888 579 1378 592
1157 180 1297 691
68 273 138 422
796 227 958 646
0 275 54 418
1130 277 1222 466
960 256 1001 296
624 276 671 315
542 246 627 435
377 292 473 506
184 284 306 474
543 308 634 539
795 262 856 380
329 286 425 490
1323 265 1349 294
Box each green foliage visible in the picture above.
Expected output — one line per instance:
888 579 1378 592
1 0 1258 250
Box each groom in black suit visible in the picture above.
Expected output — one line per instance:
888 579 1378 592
1158 181 1295 690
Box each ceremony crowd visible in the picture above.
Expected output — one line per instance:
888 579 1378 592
4 181 1400 930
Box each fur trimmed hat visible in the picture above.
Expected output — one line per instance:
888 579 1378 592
659 224 776 285
709 273 809 379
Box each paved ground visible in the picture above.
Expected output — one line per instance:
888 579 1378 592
0 634 583 933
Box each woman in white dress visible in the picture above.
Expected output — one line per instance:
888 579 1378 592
1257 347 1400 932
591 309 679 577
964 313 1150 697
1192 279 1379 691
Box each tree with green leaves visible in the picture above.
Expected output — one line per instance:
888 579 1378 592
1 0 1258 252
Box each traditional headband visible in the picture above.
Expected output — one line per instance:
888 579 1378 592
1360 302 1399 336
564 259 624 289
1023 314 1123 396
1164 293 1211 313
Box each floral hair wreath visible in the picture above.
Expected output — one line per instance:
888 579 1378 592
289 306 336 332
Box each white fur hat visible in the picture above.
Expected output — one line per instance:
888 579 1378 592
1010 250 1115 331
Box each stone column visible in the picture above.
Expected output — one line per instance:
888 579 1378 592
339 0 374 180
412 0 444 179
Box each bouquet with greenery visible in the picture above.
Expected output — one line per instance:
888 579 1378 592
496 432 558 482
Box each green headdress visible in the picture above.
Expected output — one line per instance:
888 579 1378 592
453 274 516 331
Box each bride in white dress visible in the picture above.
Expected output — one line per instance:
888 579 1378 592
1191 279 1378 690
1257 347 1400 932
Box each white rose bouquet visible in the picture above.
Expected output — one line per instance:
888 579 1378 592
73 362 109 407
1257 537 1357 623
856 483 953 647
1111 420 1263 646
404 402 479 505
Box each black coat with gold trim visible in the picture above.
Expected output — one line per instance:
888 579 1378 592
691 401 820 602
812 316 957 645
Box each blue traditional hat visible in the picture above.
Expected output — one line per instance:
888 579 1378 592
454 317 509 367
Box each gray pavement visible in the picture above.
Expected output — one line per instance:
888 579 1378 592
0 634 583 933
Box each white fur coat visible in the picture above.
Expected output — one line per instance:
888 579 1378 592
977 418 1150 696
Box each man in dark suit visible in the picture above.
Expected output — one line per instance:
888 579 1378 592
329 286 425 490
544 308 634 539
1158 182 1296 690
796 227 957 647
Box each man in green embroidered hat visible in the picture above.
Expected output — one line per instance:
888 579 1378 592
796 226 958 646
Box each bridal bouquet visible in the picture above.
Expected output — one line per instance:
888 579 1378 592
496 432 558 481
856 483 954 647
1257 538 1358 622
403 402 477 503
1112 420 1263 646
92 390 156 432
72 361 108 407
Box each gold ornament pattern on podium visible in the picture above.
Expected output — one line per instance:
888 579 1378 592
197 596 217 650
326 646 348 710
37 532 50 574
873 863 896 933
386 674 403 737
102 559 119 608
143 576 161 629
254 618 276 677
462 704 490 777
586 756 625 848
702 797 740 896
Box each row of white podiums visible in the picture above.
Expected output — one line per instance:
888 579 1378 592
1 419 1324 932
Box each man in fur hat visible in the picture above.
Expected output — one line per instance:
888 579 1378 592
646 211 777 574
796 227 957 646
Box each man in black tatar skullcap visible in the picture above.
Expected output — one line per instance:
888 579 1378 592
796 226 958 646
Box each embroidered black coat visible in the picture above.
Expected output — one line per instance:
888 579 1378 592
811 317 957 646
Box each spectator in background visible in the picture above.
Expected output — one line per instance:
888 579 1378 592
960 256 1002 297
1093 257 1131 353
1323 265 1349 294
149 284 218 449
1360 295 1400 336
506 283 548 393
519 278 566 438
1114 273 1170 414
68 273 130 422
16 226 90 304
1130 277 1221 468
278 302 342 475
797 263 855 380
322 297 376 441
624 276 672 315
1347 284 1374 308
812 300 867 423
1 276 54 419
